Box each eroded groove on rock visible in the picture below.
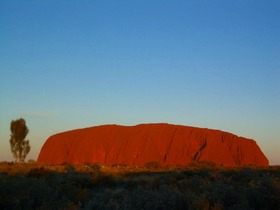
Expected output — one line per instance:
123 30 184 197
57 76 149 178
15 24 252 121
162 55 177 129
192 140 207 161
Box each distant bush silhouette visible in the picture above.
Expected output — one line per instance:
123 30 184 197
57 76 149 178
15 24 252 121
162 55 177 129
187 160 218 169
144 161 162 169
90 163 101 171
27 159 36 164
65 164 75 173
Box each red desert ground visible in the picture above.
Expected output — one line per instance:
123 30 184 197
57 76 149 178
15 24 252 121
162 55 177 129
37 123 268 167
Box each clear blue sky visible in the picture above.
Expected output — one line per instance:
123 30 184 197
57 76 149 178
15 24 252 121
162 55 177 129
1 1 279 165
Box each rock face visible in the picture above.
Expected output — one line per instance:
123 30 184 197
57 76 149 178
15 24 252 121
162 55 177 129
37 123 269 166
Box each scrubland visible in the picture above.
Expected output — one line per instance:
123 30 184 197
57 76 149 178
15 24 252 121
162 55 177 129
0 161 279 210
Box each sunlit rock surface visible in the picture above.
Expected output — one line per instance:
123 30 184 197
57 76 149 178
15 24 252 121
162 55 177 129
37 123 269 166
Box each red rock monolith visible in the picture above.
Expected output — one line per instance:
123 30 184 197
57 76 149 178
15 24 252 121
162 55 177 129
37 123 269 166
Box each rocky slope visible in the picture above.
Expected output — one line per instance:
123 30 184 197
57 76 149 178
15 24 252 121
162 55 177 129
37 123 269 166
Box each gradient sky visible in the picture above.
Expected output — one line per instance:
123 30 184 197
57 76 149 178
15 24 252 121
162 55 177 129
0 1 279 165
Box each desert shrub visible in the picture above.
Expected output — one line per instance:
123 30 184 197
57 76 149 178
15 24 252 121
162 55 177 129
121 184 188 210
90 173 116 188
85 184 190 210
90 163 101 171
1 165 280 210
65 164 76 173
244 175 280 210
187 160 218 169
27 159 36 164
144 161 162 169
112 164 128 168
82 162 101 173
206 181 239 209
193 192 212 210
230 167 258 183
27 167 51 177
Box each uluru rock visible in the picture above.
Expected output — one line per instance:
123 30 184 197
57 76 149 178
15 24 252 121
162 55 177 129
37 123 269 166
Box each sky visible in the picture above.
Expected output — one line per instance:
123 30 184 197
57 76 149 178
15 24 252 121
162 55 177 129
0 0 279 165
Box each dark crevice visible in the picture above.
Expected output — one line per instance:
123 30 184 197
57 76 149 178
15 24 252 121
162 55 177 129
192 140 207 161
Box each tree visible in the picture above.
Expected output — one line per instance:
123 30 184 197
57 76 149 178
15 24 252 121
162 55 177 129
10 118 31 163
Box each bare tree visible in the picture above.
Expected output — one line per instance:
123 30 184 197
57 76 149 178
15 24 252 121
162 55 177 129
10 118 31 163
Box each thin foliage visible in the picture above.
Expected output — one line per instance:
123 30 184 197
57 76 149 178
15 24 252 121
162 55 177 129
10 118 31 163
